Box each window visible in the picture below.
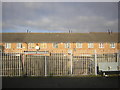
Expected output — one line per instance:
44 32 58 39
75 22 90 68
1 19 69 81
28 43 34 49
17 43 22 48
40 43 47 49
65 43 70 48
76 43 82 48
53 43 58 48
5 43 11 48
110 43 115 48
99 43 104 48
88 43 94 48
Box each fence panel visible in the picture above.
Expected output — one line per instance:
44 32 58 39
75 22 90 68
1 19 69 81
72 50 95 75
1 52 22 76
23 54 45 76
47 52 70 76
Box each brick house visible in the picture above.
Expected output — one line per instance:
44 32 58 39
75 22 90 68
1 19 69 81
0 32 119 54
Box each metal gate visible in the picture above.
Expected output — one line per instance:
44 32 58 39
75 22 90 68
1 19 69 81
23 54 45 76
47 53 70 76
72 56 95 75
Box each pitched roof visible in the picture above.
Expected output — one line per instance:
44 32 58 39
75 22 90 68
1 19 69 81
1 32 119 43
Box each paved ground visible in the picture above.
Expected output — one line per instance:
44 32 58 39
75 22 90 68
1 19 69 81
2 76 120 88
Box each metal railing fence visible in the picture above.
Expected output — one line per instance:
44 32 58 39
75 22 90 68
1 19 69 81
0 51 22 76
0 50 119 76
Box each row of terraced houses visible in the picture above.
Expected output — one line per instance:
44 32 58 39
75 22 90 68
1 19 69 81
0 32 120 53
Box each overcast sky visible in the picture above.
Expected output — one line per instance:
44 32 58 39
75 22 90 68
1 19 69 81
2 2 118 33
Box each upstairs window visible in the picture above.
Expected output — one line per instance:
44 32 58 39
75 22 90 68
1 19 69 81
5 43 11 49
110 43 115 48
40 43 47 49
99 43 104 48
53 43 58 48
17 43 22 49
76 43 82 48
65 43 71 48
28 43 34 49
88 43 94 48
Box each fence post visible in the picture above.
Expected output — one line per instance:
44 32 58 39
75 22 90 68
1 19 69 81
19 53 21 76
94 50 97 75
117 51 119 62
117 51 120 71
22 54 25 76
45 51 47 76
69 50 73 75
0 50 2 76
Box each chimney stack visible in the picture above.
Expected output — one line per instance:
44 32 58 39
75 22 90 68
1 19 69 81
107 29 112 34
27 30 29 33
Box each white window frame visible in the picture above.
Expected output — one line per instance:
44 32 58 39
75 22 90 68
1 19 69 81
76 43 82 48
110 43 115 48
88 43 94 48
65 43 71 48
5 43 11 49
53 43 58 48
17 43 22 49
99 43 104 48
28 43 34 49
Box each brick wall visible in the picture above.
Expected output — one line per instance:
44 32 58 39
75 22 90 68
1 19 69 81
0 42 119 53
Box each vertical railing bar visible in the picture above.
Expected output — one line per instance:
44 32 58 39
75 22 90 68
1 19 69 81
55 51 57 76
12 52 13 76
0 50 2 76
15 52 16 76
45 50 47 76
7 52 9 76
22 53 24 76
10 52 13 76
8 52 9 76
58 51 59 76
26 54 27 76
0 50 1 76
56 51 58 76
1 52 4 76
85 51 87 75
59 51 60 76
4 52 5 76
19 52 21 76
17 52 18 76
94 50 97 75
82 51 83 75
11 52 12 76
16 52 17 76
70 51 73 75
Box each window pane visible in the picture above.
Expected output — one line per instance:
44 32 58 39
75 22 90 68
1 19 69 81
88 43 93 48
65 43 70 48
40 43 47 48
110 43 115 48
53 43 58 48
99 43 104 48
5 43 11 48
76 43 82 48
28 43 34 49
17 43 22 48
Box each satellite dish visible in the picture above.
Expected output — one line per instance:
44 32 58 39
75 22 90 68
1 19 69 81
35 46 40 50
